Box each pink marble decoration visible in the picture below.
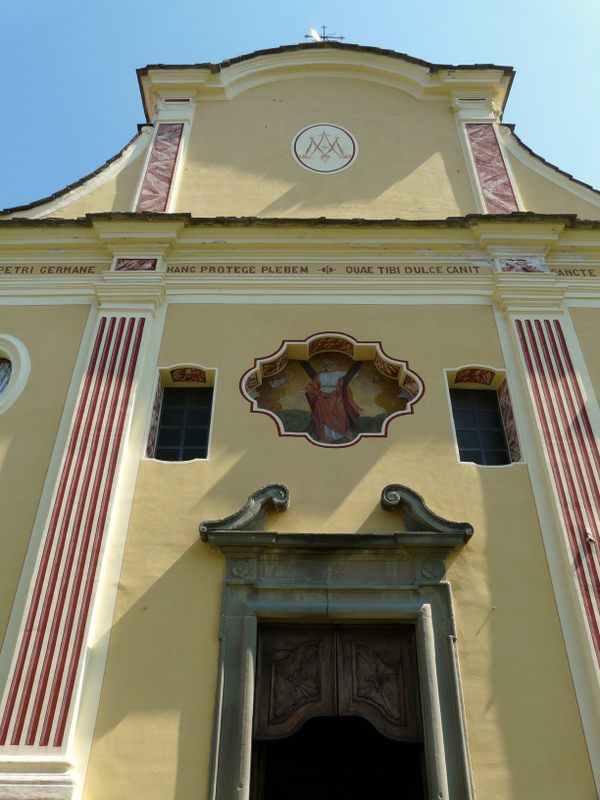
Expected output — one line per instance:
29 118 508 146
170 367 207 383
497 379 521 462
455 367 495 386
466 124 519 214
136 123 184 213
497 258 546 274
114 258 157 272
146 380 164 458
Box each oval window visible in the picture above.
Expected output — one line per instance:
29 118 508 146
0 358 12 396
0 335 30 414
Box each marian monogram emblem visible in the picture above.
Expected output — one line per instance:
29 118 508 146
292 123 358 173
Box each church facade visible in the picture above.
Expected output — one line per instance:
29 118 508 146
0 42 599 799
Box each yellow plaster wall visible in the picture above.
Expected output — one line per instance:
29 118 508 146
38 144 147 218
506 147 600 219
174 78 476 219
0 304 89 644
84 302 594 800
570 307 600 400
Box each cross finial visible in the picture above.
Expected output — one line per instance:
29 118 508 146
305 26 345 42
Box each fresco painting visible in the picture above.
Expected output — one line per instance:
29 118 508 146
241 334 424 447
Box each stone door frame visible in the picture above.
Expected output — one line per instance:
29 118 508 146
201 484 475 800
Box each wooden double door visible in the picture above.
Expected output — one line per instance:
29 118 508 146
252 624 426 799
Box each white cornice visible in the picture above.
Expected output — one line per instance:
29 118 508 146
139 51 510 117
451 94 501 122
152 97 197 123
91 219 185 256
94 273 166 314
493 273 568 314
0 219 599 254
469 220 566 247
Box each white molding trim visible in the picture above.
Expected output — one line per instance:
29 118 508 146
0 773 76 799
0 335 30 415
94 273 166 315
493 273 568 315
0 268 597 311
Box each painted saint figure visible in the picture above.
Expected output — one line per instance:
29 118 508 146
304 359 362 443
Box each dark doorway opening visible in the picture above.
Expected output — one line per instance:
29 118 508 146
255 716 425 800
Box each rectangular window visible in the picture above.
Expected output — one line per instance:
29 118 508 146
450 388 510 465
154 387 213 461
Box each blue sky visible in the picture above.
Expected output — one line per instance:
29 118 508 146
1 0 598 211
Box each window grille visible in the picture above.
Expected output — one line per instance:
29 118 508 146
154 387 213 461
449 388 510 465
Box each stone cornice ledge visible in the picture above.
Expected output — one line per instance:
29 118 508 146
493 273 568 314
94 273 166 314
200 531 470 561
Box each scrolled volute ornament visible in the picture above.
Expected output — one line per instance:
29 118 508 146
381 484 473 538
199 483 290 540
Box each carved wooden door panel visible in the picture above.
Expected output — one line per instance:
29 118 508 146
254 625 336 739
337 625 422 741
255 624 421 741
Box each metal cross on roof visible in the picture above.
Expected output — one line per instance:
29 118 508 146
305 26 345 42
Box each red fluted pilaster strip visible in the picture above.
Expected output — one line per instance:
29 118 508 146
516 319 600 664
0 316 145 747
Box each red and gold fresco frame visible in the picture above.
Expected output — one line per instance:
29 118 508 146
239 331 425 448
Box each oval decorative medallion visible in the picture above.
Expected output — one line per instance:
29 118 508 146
240 332 424 448
291 123 358 174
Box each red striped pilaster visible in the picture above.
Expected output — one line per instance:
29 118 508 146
0 315 145 747
516 318 600 664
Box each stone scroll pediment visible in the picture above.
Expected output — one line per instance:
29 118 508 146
199 483 290 541
199 483 473 560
